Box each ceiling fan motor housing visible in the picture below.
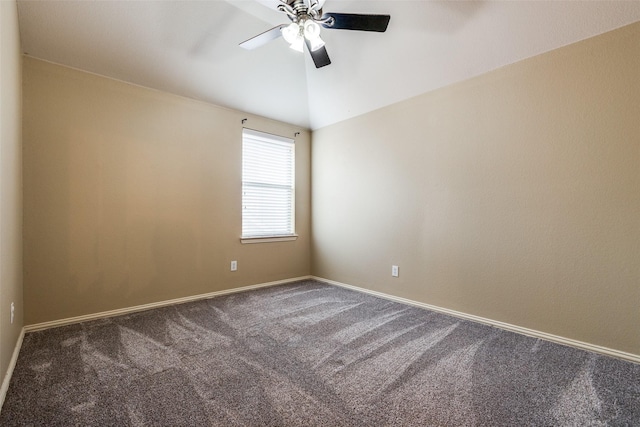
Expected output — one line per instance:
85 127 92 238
278 0 332 26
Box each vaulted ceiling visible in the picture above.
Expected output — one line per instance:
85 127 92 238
16 1 640 130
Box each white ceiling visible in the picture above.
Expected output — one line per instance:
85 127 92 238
16 0 640 130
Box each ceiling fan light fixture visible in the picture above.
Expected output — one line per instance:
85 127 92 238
303 19 325 51
307 35 325 51
303 20 321 40
289 36 304 53
281 22 300 44
282 22 304 53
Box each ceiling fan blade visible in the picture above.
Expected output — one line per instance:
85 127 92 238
240 24 286 50
305 39 331 68
321 13 390 32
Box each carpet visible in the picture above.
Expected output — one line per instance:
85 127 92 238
1 279 638 425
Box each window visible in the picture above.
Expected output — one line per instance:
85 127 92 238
242 128 295 242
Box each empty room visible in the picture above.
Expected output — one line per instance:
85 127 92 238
1 0 639 425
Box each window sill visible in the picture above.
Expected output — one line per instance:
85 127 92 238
240 235 298 244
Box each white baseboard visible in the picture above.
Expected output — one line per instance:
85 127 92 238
17 273 640 364
25 276 313 333
0 328 25 414
313 276 640 365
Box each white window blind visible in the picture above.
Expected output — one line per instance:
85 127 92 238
242 128 295 238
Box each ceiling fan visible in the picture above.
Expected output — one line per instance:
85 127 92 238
239 0 391 68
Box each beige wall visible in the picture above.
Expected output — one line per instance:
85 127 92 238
312 22 640 357
23 57 311 325
15 15 640 358
0 0 24 385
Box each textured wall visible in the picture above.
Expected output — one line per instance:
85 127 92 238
23 58 311 325
312 22 640 356
0 0 23 386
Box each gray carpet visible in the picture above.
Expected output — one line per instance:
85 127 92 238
1 280 639 426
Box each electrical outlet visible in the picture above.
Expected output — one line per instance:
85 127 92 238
392 265 399 278
231 260 238 272
11 302 15 324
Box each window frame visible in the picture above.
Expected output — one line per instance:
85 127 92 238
240 128 297 244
